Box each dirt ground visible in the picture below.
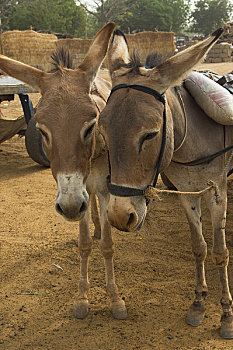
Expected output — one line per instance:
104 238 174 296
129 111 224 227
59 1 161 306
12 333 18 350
1 62 233 350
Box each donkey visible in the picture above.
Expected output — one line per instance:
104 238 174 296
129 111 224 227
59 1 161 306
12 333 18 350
0 23 128 320
99 28 233 338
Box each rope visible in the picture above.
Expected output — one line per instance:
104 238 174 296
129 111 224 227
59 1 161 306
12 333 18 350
223 149 233 175
173 87 187 153
145 180 220 204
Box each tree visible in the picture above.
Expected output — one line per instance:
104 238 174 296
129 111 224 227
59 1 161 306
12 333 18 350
8 0 87 37
115 0 191 33
120 0 171 32
77 0 138 30
165 0 191 32
0 0 17 32
78 0 191 34
190 0 233 35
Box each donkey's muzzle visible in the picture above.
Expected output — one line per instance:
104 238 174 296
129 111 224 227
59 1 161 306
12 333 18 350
55 173 89 221
107 195 146 232
55 199 87 221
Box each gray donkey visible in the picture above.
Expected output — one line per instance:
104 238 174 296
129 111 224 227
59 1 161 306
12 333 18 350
99 27 233 338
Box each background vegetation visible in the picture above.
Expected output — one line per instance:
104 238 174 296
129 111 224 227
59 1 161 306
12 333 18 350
0 0 232 36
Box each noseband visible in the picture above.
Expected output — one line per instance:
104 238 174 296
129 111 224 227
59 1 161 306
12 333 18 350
106 84 166 199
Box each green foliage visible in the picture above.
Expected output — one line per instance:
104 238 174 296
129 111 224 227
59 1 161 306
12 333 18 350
191 0 233 35
0 0 17 32
85 14 100 38
78 0 138 34
117 0 170 32
7 0 86 36
166 0 191 32
2 0 231 38
83 0 191 33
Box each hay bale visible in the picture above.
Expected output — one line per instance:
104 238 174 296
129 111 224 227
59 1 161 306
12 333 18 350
125 31 175 62
0 30 175 72
206 42 232 62
57 31 175 68
0 30 57 72
218 22 233 44
56 38 92 67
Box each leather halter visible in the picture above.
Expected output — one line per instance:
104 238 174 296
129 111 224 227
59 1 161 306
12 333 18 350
106 84 166 198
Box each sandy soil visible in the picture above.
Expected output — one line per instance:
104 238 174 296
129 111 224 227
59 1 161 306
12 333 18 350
1 62 233 350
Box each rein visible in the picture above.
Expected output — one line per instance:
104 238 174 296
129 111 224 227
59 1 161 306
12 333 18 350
106 84 166 199
172 144 233 166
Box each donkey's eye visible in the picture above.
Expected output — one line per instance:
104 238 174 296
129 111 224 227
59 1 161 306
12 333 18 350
143 133 157 142
84 123 95 139
139 132 157 152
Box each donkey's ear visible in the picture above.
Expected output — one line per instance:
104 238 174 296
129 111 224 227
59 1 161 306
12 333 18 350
78 22 115 83
148 28 223 92
0 55 47 90
107 29 130 75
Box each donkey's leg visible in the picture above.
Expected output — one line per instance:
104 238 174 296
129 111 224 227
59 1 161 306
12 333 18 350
98 193 127 319
90 194 101 239
180 195 207 326
74 208 93 319
205 182 233 339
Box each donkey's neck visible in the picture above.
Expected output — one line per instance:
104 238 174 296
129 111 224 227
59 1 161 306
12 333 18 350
90 76 111 160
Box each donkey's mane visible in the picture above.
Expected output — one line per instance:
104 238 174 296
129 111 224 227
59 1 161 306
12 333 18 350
125 50 143 73
145 52 167 68
124 50 168 74
50 47 74 72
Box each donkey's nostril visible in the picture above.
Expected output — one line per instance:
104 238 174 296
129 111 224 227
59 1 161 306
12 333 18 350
79 201 87 213
55 203 63 216
127 212 136 228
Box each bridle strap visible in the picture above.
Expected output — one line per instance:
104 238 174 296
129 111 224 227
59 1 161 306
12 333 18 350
106 175 145 197
173 143 233 166
106 84 166 198
107 84 165 104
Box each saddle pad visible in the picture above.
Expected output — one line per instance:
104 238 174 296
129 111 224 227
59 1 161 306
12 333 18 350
185 71 233 125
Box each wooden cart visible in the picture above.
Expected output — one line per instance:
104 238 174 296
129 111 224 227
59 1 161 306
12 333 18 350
0 76 49 166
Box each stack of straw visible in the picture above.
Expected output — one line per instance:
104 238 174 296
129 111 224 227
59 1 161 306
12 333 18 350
0 30 57 72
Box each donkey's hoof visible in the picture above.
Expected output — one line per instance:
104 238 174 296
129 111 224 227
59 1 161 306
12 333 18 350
186 302 205 327
220 314 233 339
74 300 89 319
111 300 127 320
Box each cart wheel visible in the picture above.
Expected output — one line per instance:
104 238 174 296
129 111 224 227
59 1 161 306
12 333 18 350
25 117 50 167
160 173 176 190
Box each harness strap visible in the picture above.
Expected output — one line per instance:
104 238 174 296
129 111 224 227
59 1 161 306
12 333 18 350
173 87 187 152
107 84 165 104
106 175 145 197
172 143 233 166
106 83 233 200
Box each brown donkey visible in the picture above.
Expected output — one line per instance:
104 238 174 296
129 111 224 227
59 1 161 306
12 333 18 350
99 28 233 337
0 23 128 320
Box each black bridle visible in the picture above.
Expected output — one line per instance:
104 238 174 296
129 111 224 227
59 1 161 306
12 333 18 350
106 84 167 198
105 82 233 200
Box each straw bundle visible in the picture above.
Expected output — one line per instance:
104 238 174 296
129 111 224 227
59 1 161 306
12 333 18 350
56 38 92 68
218 22 233 44
57 31 175 68
0 30 175 71
0 30 57 71
205 43 232 63
126 31 175 62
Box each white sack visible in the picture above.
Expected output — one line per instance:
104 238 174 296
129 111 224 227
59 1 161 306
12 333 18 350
185 71 233 125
